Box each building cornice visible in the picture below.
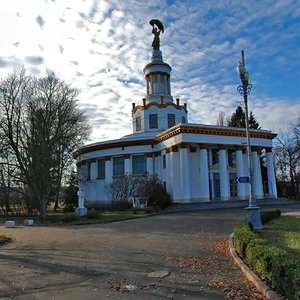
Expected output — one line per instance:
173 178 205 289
132 101 187 114
154 124 277 143
74 124 277 158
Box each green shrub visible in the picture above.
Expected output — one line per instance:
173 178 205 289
271 257 300 300
0 234 12 246
60 214 77 223
63 206 75 213
245 241 285 282
233 216 300 299
260 209 281 224
233 220 257 256
86 209 99 219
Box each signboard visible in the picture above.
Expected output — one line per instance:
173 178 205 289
236 176 250 184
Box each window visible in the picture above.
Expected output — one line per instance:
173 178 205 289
228 150 236 167
168 114 175 128
181 116 186 124
212 149 219 165
162 155 166 169
136 116 141 132
97 159 105 179
86 162 91 180
149 114 158 129
113 157 124 176
132 155 146 174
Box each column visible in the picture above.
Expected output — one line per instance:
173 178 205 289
105 156 112 182
236 149 247 199
170 146 180 201
154 151 162 179
146 153 154 176
252 150 264 199
166 149 172 196
179 144 191 201
124 154 131 175
266 148 278 198
219 148 230 200
208 148 214 200
199 146 210 201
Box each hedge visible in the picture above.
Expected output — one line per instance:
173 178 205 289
233 210 300 300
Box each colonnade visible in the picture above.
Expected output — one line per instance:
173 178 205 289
162 144 277 202
85 145 277 203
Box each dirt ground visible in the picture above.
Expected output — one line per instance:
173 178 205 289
1 205 298 300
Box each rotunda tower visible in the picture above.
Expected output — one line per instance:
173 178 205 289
132 19 188 134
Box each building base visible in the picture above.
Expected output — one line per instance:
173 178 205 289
75 207 87 217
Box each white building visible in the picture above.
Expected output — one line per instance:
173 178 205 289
75 25 278 207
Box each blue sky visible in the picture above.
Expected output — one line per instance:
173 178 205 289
0 0 299 142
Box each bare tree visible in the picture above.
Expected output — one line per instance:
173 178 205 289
105 174 170 209
216 111 226 126
105 175 147 209
0 68 90 219
274 122 300 198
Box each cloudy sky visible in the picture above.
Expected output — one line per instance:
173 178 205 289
1 0 299 143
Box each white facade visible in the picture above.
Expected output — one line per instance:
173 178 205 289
75 46 278 207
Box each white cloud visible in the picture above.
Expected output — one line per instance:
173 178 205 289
0 0 299 143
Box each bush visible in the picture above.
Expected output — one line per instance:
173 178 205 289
138 175 170 209
260 209 281 224
105 174 170 210
234 216 300 299
86 209 99 219
0 234 11 246
233 220 257 255
60 214 77 223
271 257 300 299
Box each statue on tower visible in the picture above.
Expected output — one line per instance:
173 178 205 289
150 19 164 50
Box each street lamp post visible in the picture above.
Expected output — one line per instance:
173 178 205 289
236 50 262 230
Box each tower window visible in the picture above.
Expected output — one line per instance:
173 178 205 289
149 114 158 129
168 114 175 128
136 116 141 132
181 116 186 123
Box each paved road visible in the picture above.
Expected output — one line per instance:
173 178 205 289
0 204 299 300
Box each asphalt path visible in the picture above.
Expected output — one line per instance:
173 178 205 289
0 203 299 300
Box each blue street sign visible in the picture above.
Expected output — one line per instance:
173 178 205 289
237 176 250 184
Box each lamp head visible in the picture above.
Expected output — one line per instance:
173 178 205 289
237 62 245 76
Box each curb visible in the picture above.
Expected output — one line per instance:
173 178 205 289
228 233 282 300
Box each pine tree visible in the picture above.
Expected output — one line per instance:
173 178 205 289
249 111 261 129
227 105 260 129
227 106 246 128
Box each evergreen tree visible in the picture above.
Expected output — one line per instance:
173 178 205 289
227 105 260 129
249 111 261 129
227 106 246 128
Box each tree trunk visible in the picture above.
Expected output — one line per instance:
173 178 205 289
39 197 47 221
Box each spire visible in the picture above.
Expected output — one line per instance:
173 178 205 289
150 19 164 62
144 19 172 103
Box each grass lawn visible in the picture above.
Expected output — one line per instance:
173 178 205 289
260 215 300 259
0 209 149 227
66 210 148 225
